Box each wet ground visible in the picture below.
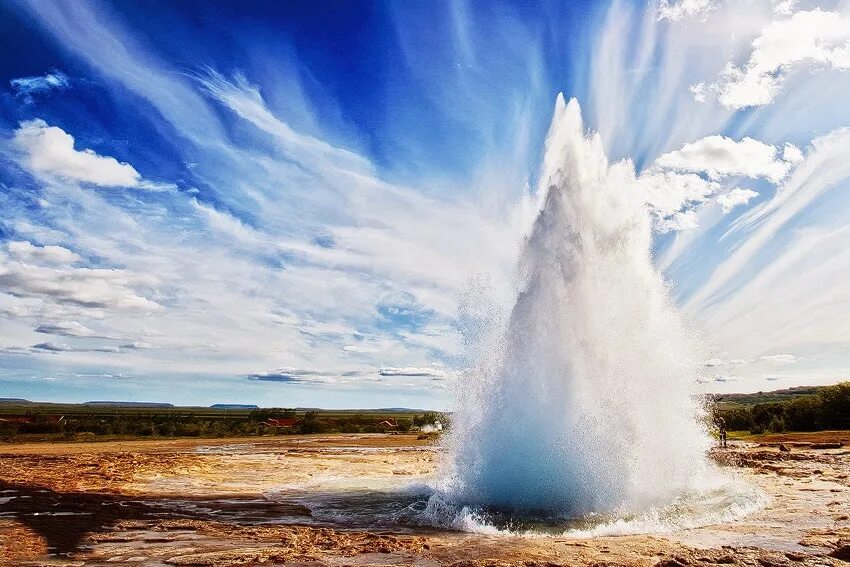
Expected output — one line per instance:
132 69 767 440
1 433 849 566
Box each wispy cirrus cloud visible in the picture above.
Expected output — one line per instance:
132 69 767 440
378 366 450 378
248 369 337 384
3 0 850 405
687 127 850 312
0 2 531 408
658 0 716 21
10 69 70 102
34 321 103 338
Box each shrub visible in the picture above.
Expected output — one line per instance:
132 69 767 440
716 381 850 435
767 415 786 433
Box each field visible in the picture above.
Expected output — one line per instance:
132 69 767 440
0 400 442 442
3 382 849 445
1 431 849 566
3 393 850 565
715 382 850 434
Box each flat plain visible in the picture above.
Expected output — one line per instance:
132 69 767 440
1 433 849 566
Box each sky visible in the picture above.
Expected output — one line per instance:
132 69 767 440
1 0 849 408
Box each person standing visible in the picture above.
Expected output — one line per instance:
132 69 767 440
716 415 728 448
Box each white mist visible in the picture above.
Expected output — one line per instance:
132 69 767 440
439 95 738 523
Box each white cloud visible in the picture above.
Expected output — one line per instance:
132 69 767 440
30 341 70 352
247 367 378 385
581 0 850 394
10 70 70 102
713 375 741 383
12 120 143 187
0 67 521 398
188 198 266 246
26 341 134 354
760 353 798 364
687 127 850 312
716 188 758 213
635 169 721 232
638 169 719 216
702 10 850 108
689 82 707 102
14 1 227 148
34 321 99 337
658 0 716 21
637 135 799 233
7 241 80 265
704 354 798 368
5 0 850 403
705 358 752 367
773 0 797 17
197 70 373 176
0 259 160 312
342 344 379 354
782 143 803 165
696 225 850 361
688 130 850 390
247 368 330 384
378 366 449 378
655 135 799 183
655 209 700 233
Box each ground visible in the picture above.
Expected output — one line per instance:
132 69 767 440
1 433 849 566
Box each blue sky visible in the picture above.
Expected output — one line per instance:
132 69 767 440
1 0 850 408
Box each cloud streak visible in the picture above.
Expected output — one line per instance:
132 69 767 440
10 70 69 102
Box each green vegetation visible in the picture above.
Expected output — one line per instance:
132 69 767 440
0 402 448 442
713 386 823 406
715 382 850 434
9 381 846 442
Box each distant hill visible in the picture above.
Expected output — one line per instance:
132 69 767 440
84 401 174 408
294 407 429 413
210 404 258 409
0 398 31 404
714 385 824 407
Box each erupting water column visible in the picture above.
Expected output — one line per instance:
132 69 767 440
442 95 719 521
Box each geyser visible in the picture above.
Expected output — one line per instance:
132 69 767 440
439 95 734 524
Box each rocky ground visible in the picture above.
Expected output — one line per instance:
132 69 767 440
0 433 848 566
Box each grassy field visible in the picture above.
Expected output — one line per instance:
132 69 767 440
715 382 850 435
726 429 850 443
0 401 425 419
0 400 445 443
5 382 850 442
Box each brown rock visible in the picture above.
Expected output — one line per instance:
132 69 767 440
655 556 689 566
830 541 850 561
